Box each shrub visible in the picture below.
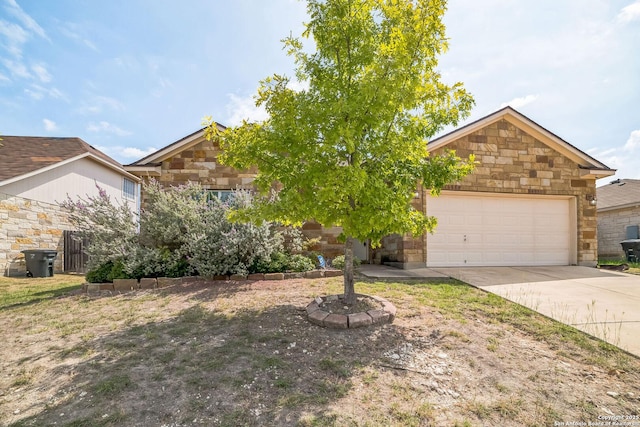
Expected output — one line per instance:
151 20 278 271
85 261 115 283
186 192 283 277
250 252 315 273
286 254 315 272
331 254 361 270
60 186 138 270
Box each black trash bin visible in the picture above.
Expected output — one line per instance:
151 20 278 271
620 239 640 263
21 249 58 277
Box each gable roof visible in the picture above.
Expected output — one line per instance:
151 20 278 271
127 123 227 167
596 179 640 211
0 135 139 186
428 106 615 179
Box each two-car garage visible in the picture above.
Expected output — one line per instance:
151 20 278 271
425 191 576 267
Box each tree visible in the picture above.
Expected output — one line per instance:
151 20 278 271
205 0 475 304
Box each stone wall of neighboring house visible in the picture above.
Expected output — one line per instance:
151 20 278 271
598 206 640 259
0 193 71 276
383 118 599 267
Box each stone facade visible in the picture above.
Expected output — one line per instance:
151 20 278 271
0 193 71 276
139 138 257 199
597 206 640 259
383 118 599 267
131 110 609 268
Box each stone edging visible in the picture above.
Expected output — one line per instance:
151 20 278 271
306 294 397 329
82 269 344 293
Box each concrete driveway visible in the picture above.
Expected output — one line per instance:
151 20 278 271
432 266 640 358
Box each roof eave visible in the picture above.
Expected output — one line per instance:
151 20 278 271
579 168 617 180
0 153 139 187
129 122 227 166
124 165 162 177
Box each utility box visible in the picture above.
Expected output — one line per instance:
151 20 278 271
21 249 58 277
620 240 640 263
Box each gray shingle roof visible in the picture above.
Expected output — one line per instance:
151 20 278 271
0 136 123 183
597 179 640 210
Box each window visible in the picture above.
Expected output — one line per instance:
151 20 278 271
123 178 136 200
206 190 234 202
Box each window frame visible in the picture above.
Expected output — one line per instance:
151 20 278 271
122 177 136 201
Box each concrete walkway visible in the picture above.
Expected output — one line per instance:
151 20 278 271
358 264 640 358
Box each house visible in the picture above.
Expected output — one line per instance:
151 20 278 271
126 106 615 268
0 136 140 276
596 179 640 259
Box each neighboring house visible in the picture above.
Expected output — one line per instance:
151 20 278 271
126 106 615 268
596 179 640 259
0 136 140 276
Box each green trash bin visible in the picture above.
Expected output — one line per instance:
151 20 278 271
21 249 58 277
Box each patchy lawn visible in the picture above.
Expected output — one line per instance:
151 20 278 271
0 274 639 427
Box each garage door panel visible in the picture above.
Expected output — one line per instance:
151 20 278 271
426 193 572 267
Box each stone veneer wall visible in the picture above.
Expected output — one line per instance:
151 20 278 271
138 138 351 261
139 139 258 203
597 206 640 259
0 193 70 276
385 118 598 267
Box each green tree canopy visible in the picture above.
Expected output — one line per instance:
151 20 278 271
205 0 475 303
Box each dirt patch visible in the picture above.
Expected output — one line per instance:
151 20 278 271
317 294 383 315
1 276 639 426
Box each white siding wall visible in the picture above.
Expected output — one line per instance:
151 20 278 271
0 158 137 212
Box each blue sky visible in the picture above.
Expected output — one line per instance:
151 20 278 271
1 0 639 184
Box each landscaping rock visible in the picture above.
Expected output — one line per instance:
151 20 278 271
212 275 228 281
323 269 343 277
264 272 284 280
229 274 247 281
367 309 390 324
113 279 137 291
248 273 265 281
306 301 320 315
304 270 324 279
283 272 304 279
348 312 372 328
157 277 181 288
139 278 157 289
308 309 329 326
324 313 348 329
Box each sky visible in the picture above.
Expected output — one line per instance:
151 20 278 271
1 0 639 185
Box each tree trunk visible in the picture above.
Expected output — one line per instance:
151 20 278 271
343 236 356 305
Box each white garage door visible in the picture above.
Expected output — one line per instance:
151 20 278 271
426 192 573 267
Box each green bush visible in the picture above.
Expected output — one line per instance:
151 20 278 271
331 255 361 270
250 252 315 273
85 261 114 283
286 254 315 272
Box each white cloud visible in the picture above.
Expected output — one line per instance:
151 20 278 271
3 0 49 41
591 129 640 183
225 92 269 126
78 96 125 115
623 129 640 151
500 94 539 109
96 145 157 160
24 87 43 99
25 84 67 101
58 24 98 51
31 63 51 83
618 1 640 23
0 71 10 82
0 20 28 57
87 121 132 136
2 58 30 79
43 118 57 131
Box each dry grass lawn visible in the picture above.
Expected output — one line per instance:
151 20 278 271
1 274 639 426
